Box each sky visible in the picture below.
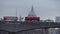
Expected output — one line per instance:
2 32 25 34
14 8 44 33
0 0 60 20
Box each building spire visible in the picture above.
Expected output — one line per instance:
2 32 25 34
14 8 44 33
31 5 33 12
28 5 36 17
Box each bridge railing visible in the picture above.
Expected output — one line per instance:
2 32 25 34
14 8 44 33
0 21 60 28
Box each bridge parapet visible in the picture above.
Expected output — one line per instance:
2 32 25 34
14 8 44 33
0 21 60 28
0 21 60 32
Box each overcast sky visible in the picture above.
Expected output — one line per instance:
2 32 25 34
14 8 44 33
0 0 60 20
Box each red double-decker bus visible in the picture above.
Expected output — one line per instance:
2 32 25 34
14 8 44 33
25 17 40 21
3 16 18 21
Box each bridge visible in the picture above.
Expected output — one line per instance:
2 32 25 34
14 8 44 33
0 21 60 32
0 21 60 34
